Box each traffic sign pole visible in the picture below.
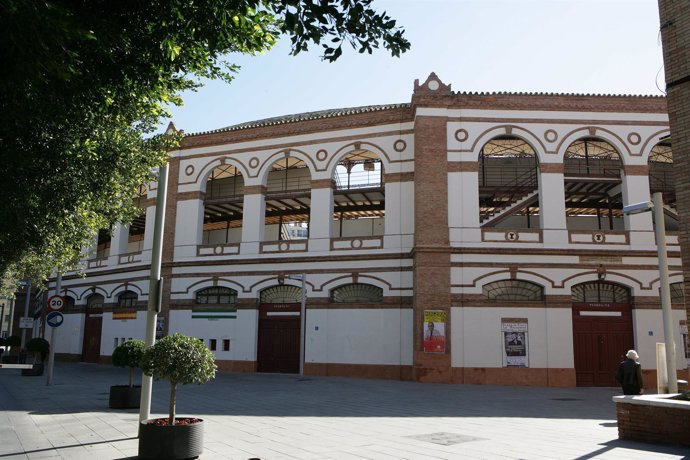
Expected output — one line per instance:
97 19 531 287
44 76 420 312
46 274 61 386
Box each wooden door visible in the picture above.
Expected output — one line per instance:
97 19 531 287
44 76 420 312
82 310 103 363
573 312 633 386
257 303 300 373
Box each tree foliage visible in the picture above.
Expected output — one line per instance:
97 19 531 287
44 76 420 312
112 339 146 387
141 333 217 424
0 0 409 291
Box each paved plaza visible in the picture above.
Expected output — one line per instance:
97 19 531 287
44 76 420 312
0 362 688 460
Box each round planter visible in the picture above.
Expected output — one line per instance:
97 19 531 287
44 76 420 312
108 385 141 409
21 363 44 376
138 418 204 459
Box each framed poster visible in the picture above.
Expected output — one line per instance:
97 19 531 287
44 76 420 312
423 310 446 353
501 318 528 367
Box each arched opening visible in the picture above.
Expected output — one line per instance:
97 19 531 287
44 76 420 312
571 281 633 387
82 293 104 363
94 228 110 260
263 157 311 241
648 140 678 232
330 283 383 303
332 149 385 237
257 284 304 373
117 291 138 308
478 136 539 228
196 286 238 305
564 138 623 231
203 164 245 244
482 279 544 301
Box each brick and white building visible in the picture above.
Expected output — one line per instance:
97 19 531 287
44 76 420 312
51 73 689 387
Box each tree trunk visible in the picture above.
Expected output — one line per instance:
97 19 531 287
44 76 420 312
129 368 133 388
168 381 177 425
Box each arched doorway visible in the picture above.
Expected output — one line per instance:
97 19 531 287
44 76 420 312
257 285 303 373
571 281 634 386
82 293 104 363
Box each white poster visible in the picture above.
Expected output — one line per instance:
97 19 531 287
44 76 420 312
501 318 529 367
681 321 689 366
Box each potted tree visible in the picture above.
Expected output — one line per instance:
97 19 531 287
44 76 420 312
22 337 49 376
138 333 217 460
109 339 145 409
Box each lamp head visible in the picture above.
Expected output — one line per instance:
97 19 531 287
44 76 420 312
622 201 653 215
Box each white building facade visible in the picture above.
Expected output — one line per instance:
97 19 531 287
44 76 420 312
52 74 689 387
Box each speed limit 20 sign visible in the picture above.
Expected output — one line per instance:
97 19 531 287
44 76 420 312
47 295 65 312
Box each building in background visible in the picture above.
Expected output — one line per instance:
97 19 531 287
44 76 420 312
50 73 688 387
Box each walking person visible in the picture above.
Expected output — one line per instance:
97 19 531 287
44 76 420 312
616 349 644 395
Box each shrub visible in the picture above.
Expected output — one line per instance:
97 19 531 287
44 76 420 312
6 336 21 347
26 337 50 361
141 333 217 425
112 339 145 387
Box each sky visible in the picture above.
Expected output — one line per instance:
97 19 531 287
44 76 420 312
164 0 666 135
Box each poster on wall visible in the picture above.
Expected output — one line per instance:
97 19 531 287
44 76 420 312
423 310 446 353
501 318 529 367
681 320 689 366
156 317 165 339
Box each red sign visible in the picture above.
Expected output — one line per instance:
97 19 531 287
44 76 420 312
47 295 65 312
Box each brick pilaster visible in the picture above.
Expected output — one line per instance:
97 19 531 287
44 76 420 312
658 0 690 380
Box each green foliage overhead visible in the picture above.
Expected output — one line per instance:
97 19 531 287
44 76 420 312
142 333 217 386
111 339 146 369
0 1 409 292
5 336 21 347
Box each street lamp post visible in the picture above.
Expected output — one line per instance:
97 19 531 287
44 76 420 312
623 191 678 393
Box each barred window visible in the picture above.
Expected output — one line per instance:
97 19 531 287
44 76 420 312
196 287 237 304
670 282 684 304
87 294 104 308
118 291 138 308
482 280 544 301
572 282 630 303
330 283 383 303
260 285 302 303
64 296 76 310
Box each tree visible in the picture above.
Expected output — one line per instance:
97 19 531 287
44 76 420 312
141 333 217 425
112 339 146 388
0 0 410 291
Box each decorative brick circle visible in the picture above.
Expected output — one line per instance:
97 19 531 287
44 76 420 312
393 140 406 152
544 129 558 143
279 242 288 252
316 149 328 161
428 80 440 91
351 239 363 249
592 232 605 244
627 132 641 145
454 129 469 143
214 245 223 255
249 157 259 169
185 165 195 176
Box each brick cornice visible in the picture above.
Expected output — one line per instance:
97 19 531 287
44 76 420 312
448 162 479 173
384 172 415 183
176 191 205 201
540 163 565 174
244 185 267 195
311 179 335 189
624 165 650 176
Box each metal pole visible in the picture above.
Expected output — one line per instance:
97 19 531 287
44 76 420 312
0 301 5 338
20 282 31 351
140 163 168 422
652 192 678 393
299 274 306 377
46 274 62 385
8 297 15 337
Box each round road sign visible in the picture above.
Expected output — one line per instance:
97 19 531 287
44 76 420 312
47 295 65 312
46 311 64 328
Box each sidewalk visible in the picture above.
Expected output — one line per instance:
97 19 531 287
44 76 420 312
0 362 687 459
